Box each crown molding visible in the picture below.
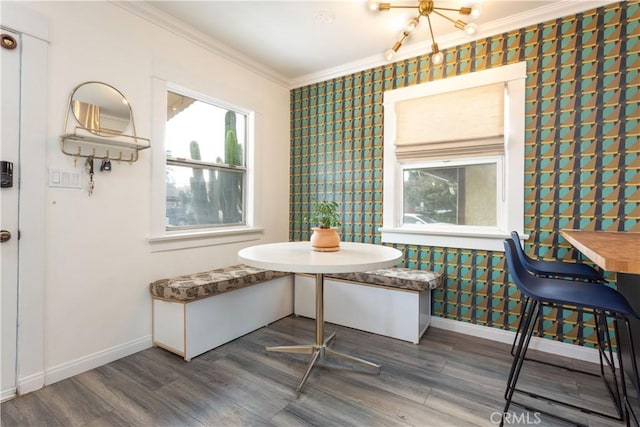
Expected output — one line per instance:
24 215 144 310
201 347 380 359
111 0 619 90
110 1 290 88
290 0 619 88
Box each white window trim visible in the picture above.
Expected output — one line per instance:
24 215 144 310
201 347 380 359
149 78 262 252
380 62 527 251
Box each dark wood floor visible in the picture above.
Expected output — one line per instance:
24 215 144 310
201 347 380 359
1 315 633 426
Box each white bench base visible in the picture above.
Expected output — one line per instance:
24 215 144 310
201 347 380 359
153 276 293 360
294 274 431 344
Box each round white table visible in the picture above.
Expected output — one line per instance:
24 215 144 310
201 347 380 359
238 241 403 396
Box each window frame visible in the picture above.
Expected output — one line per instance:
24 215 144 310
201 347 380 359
380 62 527 251
149 78 262 252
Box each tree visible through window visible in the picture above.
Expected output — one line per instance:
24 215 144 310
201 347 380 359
403 162 497 226
165 91 246 229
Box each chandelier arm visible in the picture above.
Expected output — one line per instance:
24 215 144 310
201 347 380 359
385 5 420 9
425 13 437 43
433 6 464 12
431 9 466 25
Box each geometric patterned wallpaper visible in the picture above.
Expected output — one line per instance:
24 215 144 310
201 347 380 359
290 1 639 347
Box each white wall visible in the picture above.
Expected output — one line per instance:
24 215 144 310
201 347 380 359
24 1 290 386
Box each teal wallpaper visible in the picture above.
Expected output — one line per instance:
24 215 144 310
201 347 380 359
290 1 639 346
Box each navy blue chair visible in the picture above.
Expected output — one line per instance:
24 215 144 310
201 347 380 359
511 231 604 282
502 238 639 426
510 231 606 357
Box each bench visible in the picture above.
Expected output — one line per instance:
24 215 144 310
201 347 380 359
294 267 444 343
150 264 293 361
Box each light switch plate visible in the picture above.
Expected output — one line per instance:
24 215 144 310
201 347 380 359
48 168 82 189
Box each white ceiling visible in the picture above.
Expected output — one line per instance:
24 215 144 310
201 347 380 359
128 0 616 87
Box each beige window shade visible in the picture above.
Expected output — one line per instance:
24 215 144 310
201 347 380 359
395 82 505 160
395 137 504 161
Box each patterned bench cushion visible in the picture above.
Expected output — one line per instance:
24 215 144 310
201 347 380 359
150 264 291 302
327 267 443 291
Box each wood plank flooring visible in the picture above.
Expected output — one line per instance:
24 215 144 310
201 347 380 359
1 315 634 426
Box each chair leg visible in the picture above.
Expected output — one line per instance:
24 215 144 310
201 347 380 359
501 300 541 426
503 307 625 425
627 318 640 426
517 308 613 383
617 317 640 426
596 311 623 418
505 298 539 399
510 296 530 357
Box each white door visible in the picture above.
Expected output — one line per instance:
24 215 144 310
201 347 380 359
1 29 21 398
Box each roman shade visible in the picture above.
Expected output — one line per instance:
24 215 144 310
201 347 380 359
394 82 505 160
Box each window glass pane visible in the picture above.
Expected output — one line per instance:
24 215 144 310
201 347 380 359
166 164 244 228
166 91 246 166
403 163 496 226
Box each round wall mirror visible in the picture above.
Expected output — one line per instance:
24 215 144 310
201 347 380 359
70 81 132 135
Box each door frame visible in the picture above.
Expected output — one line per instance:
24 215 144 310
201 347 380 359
1 2 48 398
1 27 21 401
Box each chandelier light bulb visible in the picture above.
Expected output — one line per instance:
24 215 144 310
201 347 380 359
405 18 419 33
369 1 381 11
385 48 396 61
461 0 482 18
464 22 478 35
431 51 444 65
431 43 444 65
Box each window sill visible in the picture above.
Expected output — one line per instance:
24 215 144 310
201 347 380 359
380 226 512 251
149 227 264 252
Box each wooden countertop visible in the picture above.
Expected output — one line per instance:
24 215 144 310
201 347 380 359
560 229 640 274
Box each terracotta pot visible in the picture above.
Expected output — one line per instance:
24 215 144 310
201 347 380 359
310 227 340 252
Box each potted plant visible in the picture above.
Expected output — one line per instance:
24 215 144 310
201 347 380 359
307 200 342 252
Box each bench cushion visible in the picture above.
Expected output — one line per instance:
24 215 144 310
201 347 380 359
327 267 443 291
150 264 291 302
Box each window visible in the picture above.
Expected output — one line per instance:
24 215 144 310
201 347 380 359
403 158 501 227
150 79 261 251
165 90 246 229
381 62 527 251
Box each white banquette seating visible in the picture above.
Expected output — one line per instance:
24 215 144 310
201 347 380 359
150 264 443 360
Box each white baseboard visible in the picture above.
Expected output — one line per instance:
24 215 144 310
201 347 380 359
17 371 45 396
430 316 608 366
1 386 17 402
44 335 152 386
2 370 45 402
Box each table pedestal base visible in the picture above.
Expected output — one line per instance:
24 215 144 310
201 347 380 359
265 273 381 397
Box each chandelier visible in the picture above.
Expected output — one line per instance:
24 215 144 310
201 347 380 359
369 1 481 64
